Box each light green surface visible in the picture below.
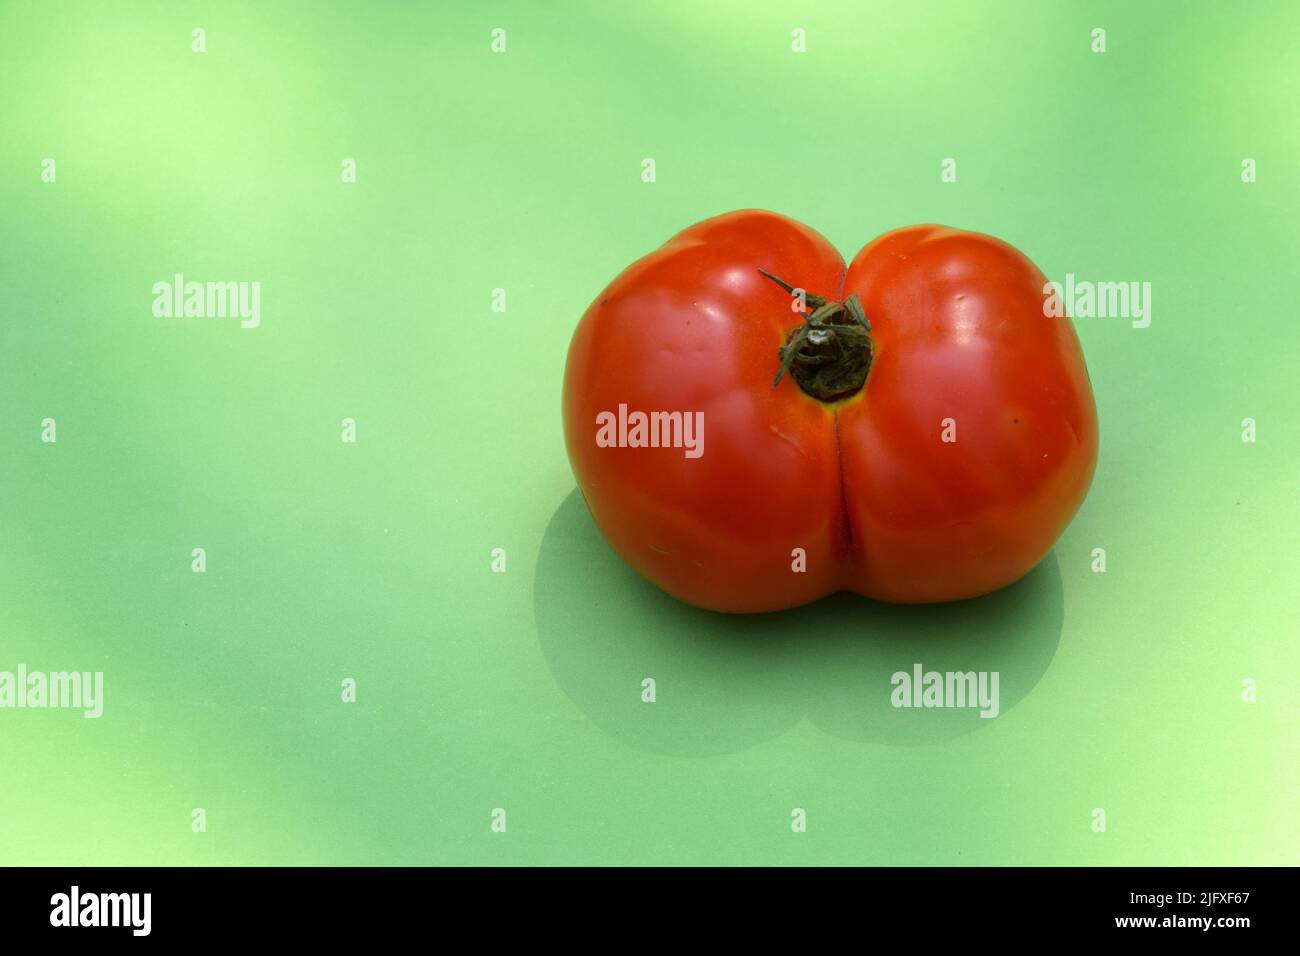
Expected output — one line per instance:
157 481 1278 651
1 1 1296 865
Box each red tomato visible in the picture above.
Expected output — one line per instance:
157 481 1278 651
562 211 1098 612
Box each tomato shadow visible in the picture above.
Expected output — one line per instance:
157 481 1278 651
534 489 1063 756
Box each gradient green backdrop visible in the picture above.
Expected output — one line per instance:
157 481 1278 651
2 1 1296 865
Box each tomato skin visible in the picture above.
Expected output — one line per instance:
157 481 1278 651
562 211 1097 612
838 225 1098 601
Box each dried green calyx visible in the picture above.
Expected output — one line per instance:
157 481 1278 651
759 269 873 403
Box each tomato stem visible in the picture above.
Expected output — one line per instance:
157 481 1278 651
759 269 873 402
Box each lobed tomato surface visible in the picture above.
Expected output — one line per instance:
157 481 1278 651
562 210 1098 612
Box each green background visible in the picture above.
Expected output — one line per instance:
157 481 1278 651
2 0 1296 865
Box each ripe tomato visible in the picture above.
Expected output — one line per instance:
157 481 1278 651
562 210 1098 612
